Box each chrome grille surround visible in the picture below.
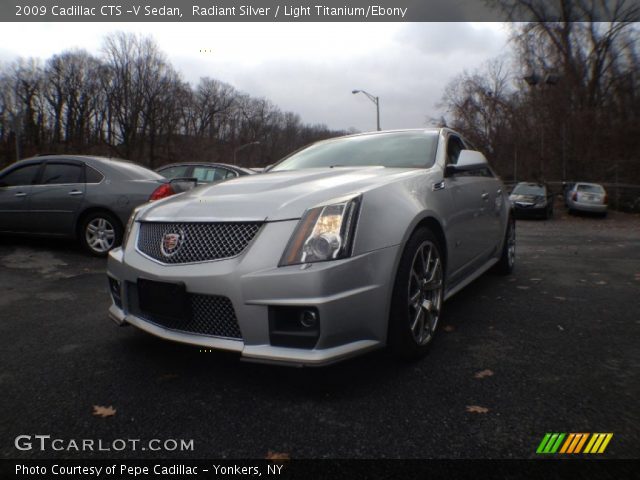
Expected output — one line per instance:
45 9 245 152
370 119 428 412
136 222 262 264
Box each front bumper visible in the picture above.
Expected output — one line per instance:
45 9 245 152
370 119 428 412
512 204 549 217
107 220 399 366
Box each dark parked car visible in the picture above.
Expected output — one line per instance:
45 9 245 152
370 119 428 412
509 182 554 219
156 162 254 184
0 155 189 256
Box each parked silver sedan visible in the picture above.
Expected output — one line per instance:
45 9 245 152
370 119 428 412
157 162 254 184
107 129 515 366
0 155 183 256
566 182 608 215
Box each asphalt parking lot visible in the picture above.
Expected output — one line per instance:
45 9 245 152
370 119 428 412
1 210 639 459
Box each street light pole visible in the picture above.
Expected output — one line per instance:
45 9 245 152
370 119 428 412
352 89 380 131
522 72 562 181
233 141 260 166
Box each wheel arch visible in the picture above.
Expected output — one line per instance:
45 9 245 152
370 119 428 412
384 214 448 339
385 214 447 356
75 206 124 239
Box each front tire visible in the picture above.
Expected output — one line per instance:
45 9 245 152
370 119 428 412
388 228 444 360
79 211 122 257
494 216 515 275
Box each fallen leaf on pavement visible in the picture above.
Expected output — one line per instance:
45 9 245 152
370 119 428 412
443 325 455 332
92 405 116 417
466 405 489 414
554 296 566 301
265 451 290 460
557 325 565 331
474 369 494 379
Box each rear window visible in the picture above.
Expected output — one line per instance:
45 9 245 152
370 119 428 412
158 165 190 179
193 167 228 183
41 163 83 184
85 166 104 183
577 184 604 193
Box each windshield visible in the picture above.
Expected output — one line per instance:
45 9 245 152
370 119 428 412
512 184 545 195
271 131 439 171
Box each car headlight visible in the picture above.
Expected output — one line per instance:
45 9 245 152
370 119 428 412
279 195 361 266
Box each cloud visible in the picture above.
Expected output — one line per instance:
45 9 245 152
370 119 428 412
0 22 509 131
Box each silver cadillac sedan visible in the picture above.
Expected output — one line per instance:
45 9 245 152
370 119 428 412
107 129 515 366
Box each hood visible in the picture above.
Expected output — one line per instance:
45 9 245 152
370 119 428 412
139 167 421 222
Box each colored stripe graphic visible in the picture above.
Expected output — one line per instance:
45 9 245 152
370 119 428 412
584 433 614 454
538 433 613 454
536 433 565 454
559 433 574 453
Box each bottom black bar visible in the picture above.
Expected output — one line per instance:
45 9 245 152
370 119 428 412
2 459 638 480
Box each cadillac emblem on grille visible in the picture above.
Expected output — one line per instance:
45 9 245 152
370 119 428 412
160 230 184 257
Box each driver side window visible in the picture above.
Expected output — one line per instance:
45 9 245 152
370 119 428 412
446 136 465 166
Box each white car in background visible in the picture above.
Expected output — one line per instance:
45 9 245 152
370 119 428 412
566 182 608 216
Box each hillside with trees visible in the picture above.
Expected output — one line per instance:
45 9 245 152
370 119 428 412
438 0 639 192
0 32 347 169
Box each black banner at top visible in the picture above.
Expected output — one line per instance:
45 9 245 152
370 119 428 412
4 0 640 22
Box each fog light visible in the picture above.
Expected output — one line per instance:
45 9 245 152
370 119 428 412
300 310 318 328
269 306 320 349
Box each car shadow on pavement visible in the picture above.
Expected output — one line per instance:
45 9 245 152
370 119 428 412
0 234 85 256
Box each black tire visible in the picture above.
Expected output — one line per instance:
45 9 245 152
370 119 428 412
494 217 515 275
79 211 123 257
388 227 444 360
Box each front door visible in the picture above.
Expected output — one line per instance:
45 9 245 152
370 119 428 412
0 162 42 233
27 161 86 236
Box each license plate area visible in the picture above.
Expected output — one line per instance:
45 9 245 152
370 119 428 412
137 278 190 322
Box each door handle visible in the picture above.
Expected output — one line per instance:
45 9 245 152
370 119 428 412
481 192 490 200
14 192 27 197
68 190 83 196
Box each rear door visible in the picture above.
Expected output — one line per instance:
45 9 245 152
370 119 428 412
27 160 85 235
0 162 42 232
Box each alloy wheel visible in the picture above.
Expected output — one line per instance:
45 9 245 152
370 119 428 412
85 217 116 253
407 240 443 346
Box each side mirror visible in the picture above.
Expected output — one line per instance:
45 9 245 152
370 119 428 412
445 150 488 176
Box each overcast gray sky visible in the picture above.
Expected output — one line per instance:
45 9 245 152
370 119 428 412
0 22 510 132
